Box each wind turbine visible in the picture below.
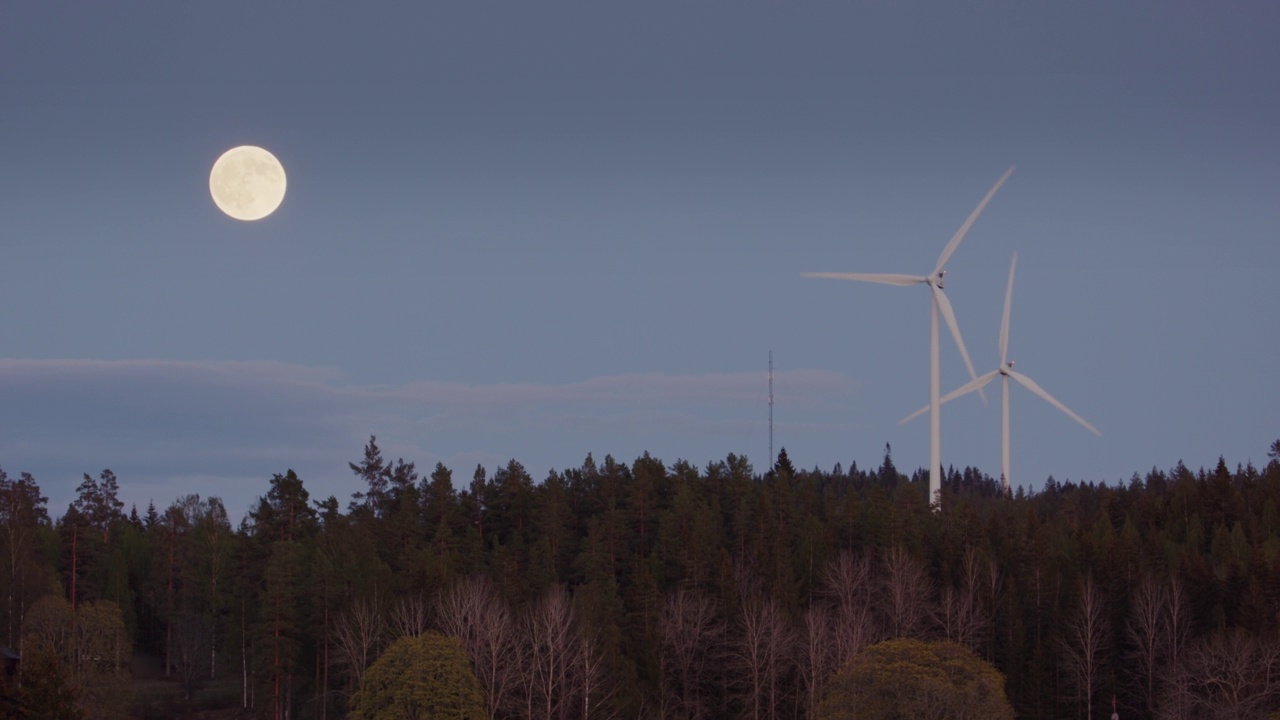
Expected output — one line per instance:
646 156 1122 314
805 166 1015 509
900 252 1101 493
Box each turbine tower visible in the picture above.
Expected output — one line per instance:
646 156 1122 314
804 166 1014 508
900 252 1101 493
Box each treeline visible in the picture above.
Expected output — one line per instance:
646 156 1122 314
2 439 1280 719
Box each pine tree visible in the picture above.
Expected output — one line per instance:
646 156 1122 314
348 436 389 518
0 469 50 647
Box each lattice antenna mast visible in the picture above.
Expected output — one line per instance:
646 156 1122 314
768 351 774 464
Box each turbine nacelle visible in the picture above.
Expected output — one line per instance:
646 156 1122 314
999 360 1014 376
927 269 947 289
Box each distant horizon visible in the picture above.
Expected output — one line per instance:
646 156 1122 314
15 411 1273 523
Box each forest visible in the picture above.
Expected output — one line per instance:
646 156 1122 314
2 437 1279 719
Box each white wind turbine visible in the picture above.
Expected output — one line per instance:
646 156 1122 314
805 166 1015 509
900 252 1101 493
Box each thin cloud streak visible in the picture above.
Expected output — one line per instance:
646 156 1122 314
0 358 858 515
0 358 852 407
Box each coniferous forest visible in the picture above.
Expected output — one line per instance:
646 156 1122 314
3 438 1280 719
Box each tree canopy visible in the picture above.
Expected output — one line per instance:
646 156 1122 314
818 638 1014 720
351 632 486 720
3 438 1280 718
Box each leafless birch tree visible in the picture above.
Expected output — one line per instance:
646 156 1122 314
799 604 835 720
390 592 431 639
881 545 933 640
171 612 211 701
1164 575 1192 674
437 576 520 719
1061 575 1109 720
523 585 584 720
939 547 989 650
1126 573 1167 715
824 552 880 665
1160 630 1280 720
331 595 385 697
734 593 795 720
579 626 617 720
798 552 881 720
1154 576 1194 718
660 587 723 720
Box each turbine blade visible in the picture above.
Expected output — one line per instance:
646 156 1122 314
934 166 1016 274
898 370 998 425
1000 252 1017 365
899 404 929 426
1009 370 1102 436
933 287 988 404
801 272 926 286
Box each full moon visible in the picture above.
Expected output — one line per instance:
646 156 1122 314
209 145 287 221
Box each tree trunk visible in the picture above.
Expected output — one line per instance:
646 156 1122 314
70 524 78 612
166 518 176 677
211 572 217 679
242 591 248 708
274 594 281 720
321 575 329 720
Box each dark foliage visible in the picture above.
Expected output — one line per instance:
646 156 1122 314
3 440 1279 719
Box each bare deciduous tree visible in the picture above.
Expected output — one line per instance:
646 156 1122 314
579 626 617 720
390 593 431 639
1126 573 1167 716
881 546 933 640
939 547 989 650
437 576 519 719
660 587 723 720
1164 576 1192 672
1156 576 1195 718
1159 630 1280 720
523 585 584 720
734 593 795 720
171 612 211 701
823 552 880 667
1060 575 1109 720
799 604 834 720
331 595 385 697
985 554 1003 662
798 552 881 720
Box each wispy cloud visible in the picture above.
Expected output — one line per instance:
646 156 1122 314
0 358 857 516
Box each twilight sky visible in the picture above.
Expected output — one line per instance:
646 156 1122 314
2 2 1277 517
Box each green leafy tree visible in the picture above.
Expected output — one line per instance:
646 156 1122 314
350 632 486 720
22 595 130 720
818 638 1014 720
73 600 132 720
6 648 85 720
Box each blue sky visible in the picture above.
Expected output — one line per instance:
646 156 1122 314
2 2 1277 517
